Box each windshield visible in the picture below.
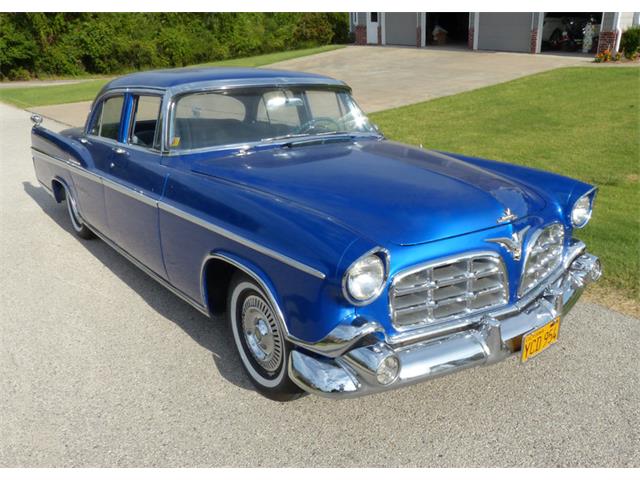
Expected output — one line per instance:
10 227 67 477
170 87 378 151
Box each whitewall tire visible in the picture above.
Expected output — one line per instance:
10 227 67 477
227 272 303 401
64 187 94 240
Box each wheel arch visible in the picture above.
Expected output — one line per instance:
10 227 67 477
200 252 290 337
51 176 70 203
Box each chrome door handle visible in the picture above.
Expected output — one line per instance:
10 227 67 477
112 147 127 155
79 137 89 144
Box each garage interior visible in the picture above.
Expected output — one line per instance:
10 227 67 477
425 13 469 47
541 12 603 53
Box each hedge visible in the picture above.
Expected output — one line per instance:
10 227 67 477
0 13 350 80
620 25 640 59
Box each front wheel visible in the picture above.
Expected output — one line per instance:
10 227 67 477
65 188 94 240
227 272 303 401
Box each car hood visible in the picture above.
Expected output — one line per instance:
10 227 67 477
191 140 546 246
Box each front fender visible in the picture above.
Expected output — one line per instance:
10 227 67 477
448 152 596 224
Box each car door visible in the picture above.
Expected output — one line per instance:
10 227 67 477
100 92 169 278
73 94 127 234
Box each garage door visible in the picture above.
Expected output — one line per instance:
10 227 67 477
477 13 533 53
385 13 417 46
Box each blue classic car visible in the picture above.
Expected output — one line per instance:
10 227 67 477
30 67 602 400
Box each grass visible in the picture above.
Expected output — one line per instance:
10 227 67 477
370 67 640 312
0 79 111 108
0 44 345 108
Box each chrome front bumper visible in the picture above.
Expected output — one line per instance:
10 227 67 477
288 241 601 398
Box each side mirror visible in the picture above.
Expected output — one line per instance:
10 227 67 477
30 114 43 126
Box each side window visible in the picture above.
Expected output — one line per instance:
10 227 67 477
89 95 124 141
129 95 162 149
256 90 303 127
175 93 245 120
172 92 247 150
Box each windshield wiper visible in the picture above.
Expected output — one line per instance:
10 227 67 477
259 133 312 143
282 132 356 148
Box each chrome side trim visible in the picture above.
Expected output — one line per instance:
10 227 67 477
101 176 159 208
33 148 326 280
161 202 326 280
89 224 210 317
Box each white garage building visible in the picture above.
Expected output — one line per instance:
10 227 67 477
350 12 640 54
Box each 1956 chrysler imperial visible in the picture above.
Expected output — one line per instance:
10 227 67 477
30 67 602 400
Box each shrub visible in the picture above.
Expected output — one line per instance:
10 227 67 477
620 26 640 59
0 12 348 78
292 13 334 48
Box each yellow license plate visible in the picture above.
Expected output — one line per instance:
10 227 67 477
521 317 561 362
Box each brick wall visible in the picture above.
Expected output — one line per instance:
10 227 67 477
597 31 618 53
416 26 422 48
354 25 366 45
468 27 474 49
530 28 538 53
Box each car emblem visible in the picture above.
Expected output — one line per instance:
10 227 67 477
497 208 518 224
485 226 530 261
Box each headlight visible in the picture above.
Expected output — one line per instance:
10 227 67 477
343 252 387 305
571 193 593 228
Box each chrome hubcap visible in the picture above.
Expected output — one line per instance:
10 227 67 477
241 295 282 373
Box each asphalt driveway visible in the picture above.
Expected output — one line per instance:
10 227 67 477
1 102 638 467
30 46 590 128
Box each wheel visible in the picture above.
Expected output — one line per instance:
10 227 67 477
227 272 303 401
64 187 95 240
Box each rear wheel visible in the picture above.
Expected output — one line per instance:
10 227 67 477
64 187 94 239
227 272 303 401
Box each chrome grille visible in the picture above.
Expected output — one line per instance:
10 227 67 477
390 253 508 330
519 223 564 296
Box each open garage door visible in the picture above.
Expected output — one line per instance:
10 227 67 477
425 13 469 47
477 13 533 53
541 13 603 54
385 12 417 46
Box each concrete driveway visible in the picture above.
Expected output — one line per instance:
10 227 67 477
1 102 638 467
30 46 590 127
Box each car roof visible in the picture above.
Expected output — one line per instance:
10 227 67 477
102 67 347 92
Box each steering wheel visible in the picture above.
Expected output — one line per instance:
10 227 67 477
296 117 341 134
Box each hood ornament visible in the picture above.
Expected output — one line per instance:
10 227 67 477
486 226 530 261
497 208 517 224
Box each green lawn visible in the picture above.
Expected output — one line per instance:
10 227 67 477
0 45 344 108
371 67 640 305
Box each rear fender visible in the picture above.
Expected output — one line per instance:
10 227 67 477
31 125 94 168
